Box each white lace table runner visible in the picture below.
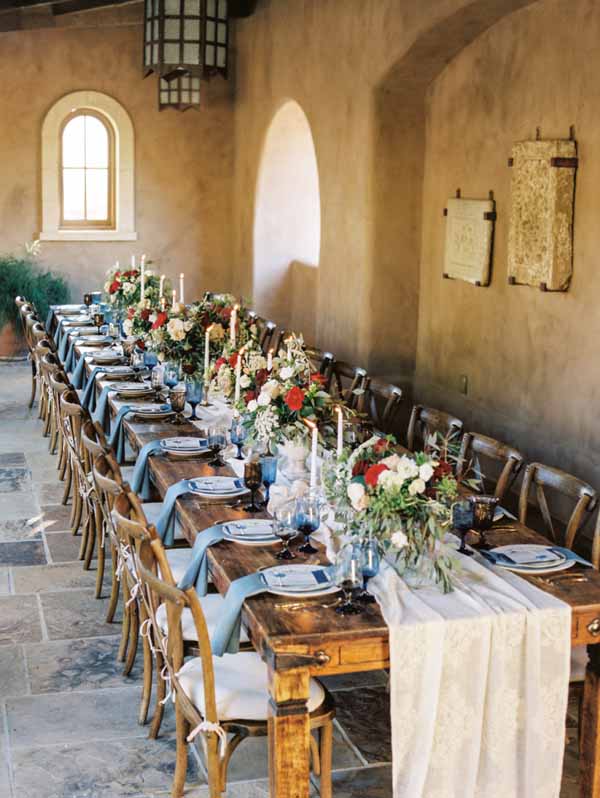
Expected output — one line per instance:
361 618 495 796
368 549 571 798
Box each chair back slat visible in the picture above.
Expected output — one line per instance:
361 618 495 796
407 404 463 452
331 361 369 411
456 432 524 502
360 378 403 435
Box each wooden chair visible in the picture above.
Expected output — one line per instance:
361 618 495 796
32 339 55 422
456 432 524 503
47 367 70 460
59 390 95 549
80 420 112 593
518 463 598 562
136 535 335 798
359 378 403 436
249 314 277 354
330 361 370 412
406 404 463 453
305 346 335 388
39 352 62 442
14 296 27 337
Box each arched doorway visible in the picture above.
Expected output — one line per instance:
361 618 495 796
253 100 321 341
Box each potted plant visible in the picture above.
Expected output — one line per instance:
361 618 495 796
0 247 70 359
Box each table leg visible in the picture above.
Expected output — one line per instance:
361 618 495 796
580 644 600 797
268 666 311 798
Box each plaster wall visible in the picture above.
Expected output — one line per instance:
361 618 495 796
417 0 600 485
0 20 233 300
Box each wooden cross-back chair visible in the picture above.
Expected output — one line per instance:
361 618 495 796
407 404 463 453
456 432 524 503
28 322 54 408
305 346 335 388
39 352 63 440
330 361 370 412
59 389 96 559
14 296 27 336
46 366 70 462
519 462 598 566
32 338 54 419
80 419 113 591
136 535 335 798
357 378 403 437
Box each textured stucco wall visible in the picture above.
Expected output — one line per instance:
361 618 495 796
417 0 600 486
0 20 234 300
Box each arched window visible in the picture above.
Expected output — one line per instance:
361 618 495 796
60 110 114 229
41 91 136 242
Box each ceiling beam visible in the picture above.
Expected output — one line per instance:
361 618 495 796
52 0 136 14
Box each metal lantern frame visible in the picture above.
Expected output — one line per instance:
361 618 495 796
158 74 202 112
143 0 229 84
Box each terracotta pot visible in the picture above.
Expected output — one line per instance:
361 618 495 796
0 321 26 359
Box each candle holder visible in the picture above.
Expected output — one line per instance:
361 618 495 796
201 374 213 407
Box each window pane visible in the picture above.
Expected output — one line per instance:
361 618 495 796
85 116 109 168
217 22 227 44
205 44 215 66
164 42 180 63
218 0 227 19
86 169 109 221
217 46 226 68
165 17 180 39
63 169 85 220
62 116 85 168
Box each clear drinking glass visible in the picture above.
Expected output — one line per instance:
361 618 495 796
274 500 297 560
208 423 228 467
334 544 364 615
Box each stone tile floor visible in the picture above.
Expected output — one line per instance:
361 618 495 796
0 362 581 797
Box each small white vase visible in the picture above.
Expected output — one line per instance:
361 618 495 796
280 440 309 480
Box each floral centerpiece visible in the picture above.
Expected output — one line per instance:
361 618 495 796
325 435 459 592
104 264 165 313
237 334 333 449
212 340 267 400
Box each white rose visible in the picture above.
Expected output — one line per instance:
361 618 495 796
257 391 272 406
408 478 426 496
347 482 369 511
379 470 405 490
167 318 186 342
391 530 408 549
280 366 294 381
419 463 434 482
239 375 251 388
123 282 136 296
247 399 258 412
397 456 419 480
122 319 133 336
149 313 157 324
262 379 281 399
381 453 403 471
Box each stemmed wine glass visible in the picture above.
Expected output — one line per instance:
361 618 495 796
294 494 321 555
208 423 228 467
243 460 263 513
259 454 278 507
335 544 364 615
274 500 297 560
83 293 93 314
230 417 247 460
452 500 474 555
356 536 380 603
163 362 180 390
185 377 203 420
92 311 104 337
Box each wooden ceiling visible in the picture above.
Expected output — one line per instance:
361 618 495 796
1 0 136 13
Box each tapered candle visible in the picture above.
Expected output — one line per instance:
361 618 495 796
337 406 344 459
230 304 239 346
204 324 213 376
140 255 146 302
172 289 177 308
308 420 318 490
159 274 165 298
234 348 242 402
131 255 135 269
179 273 185 305
286 338 291 360
267 348 274 371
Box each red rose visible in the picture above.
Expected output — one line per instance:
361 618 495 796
365 463 389 487
109 280 120 294
214 357 227 371
126 307 135 319
136 339 146 351
374 438 390 454
285 386 305 412
352 460 369 477
151 311 168 330
140 308 151 321
220 307 232 322
255 368 268 388
310 373 327 386
244 390 256 404
229 353 239 368
433 461 453 481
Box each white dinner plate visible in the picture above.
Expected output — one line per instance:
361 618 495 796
188 476 248 498
261 564 335 595
221 519 279 546
159 437 210 457
487 544 574 575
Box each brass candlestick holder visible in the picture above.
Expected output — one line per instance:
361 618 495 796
201 370 212 407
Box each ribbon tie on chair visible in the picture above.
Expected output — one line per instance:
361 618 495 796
187 720 228 756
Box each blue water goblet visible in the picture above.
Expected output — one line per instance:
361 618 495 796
230 417 247 460
143 350 158 370
185 377 203 420
294 494 321 555
259 454 278 507
208 423 228 468
452 500 475 555
163 362 180 391
357 537 380 603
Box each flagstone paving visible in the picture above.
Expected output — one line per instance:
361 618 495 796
0 361 581 796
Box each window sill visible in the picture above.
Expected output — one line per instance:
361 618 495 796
39 230 138 242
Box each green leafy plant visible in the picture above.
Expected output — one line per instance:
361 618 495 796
0 253 70 329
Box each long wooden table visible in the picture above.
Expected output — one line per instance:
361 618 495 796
63 324 600 798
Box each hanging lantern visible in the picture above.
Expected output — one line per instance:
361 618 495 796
159 74 202 111
143 0 229 83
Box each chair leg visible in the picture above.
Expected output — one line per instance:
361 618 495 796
49 412 58 454
123 600 139 676
318 723 333 798
70 483 83 533
58 439 66 477
95 519 106 599
29 364 37 408
38 386 46 419
83 507 97 570
149 650 166 739
118 596 131 662
62 462 72 506
139 611 153 725
106 547 120 622
172 702 190 798
78 510 91 562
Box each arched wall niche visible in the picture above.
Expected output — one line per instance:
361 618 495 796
252 99 321 343
367 0 540 377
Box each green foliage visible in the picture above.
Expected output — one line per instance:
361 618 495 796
0 254 70 329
